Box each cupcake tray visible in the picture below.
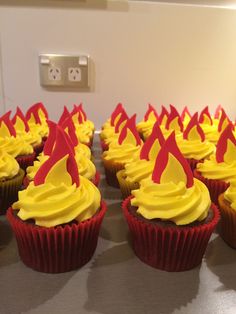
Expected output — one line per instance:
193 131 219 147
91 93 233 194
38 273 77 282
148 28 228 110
0 134 236 314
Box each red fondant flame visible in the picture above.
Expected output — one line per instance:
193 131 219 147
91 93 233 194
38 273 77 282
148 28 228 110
78 104 87 121
43 120 57 155
183 112 205 141
158 105 169 124
140 121 165 160
12 107 29 132
152 132 193 188
216 124 236 163
214 105 222 119
26 102 48 124
144 104 158 122
218 108 230 133
114 110 129 133
118 114 141 145
180 106 191 121
199 106 212 125
110 103 124 126
34 126 79 186
58 106 71 126
165 105 183 131
61 115 78 147
0 111 16 137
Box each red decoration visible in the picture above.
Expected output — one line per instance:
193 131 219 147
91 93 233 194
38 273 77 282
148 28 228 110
158 105 169 124
34 126 79 186
218 108 231 133
43 120 57 155
0 111 16 137
118 114 141 146
183 112 205 142
166 105 183 132
110 103 124 126
12 107 29 132
152 132 193 188
216 124 236 163
214 104 222 119
61 115 78 147
199 106 212 125
140 121 165 160
144 104 158 122
26 102 48 124
114 110 129 133
180 106 191 121
58 106 71 126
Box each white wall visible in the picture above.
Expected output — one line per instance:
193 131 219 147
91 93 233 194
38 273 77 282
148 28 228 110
0 0 236 128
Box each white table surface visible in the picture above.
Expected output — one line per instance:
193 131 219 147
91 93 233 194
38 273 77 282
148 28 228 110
0 134 236 314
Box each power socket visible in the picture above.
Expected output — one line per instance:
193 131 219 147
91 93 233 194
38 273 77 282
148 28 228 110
68 68 81 82
39 54 89 88
48 67 61 81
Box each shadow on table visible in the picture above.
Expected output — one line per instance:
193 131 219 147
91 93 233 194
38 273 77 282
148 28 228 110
100 201 129 243
0 261 75 314
205 235 236 291
85 242 200 314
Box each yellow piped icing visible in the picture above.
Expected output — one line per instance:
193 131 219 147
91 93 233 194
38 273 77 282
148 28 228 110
224 182 236 211
124 159 155 184
28 113 49 138
131 177 210 225
26 154 49 181
137 111 157 135
177 138 215 160
0 149 20 179
13 156 101 227
75 143 91 160
197 155 236 182
14 116 42 146
0 136 33 157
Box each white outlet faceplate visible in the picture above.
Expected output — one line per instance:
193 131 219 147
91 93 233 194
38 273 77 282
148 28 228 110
39 54 89 88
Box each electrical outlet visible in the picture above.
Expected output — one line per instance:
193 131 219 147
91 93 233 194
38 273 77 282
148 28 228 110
48 67 61 81
68 67 81 82
39 54 89 88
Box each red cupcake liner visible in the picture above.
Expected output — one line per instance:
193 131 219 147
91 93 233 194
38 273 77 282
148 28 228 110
33 142 44 156
218 194 236 249
193 170 229 207
122 196 220 272
100 140 109 152
16 153 36 171
7 200 107 273
0 169 25 215
186 158 203 172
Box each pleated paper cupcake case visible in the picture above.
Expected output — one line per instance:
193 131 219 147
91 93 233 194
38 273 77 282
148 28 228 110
0 169 25 214
7 200 107 273
122 196 220 272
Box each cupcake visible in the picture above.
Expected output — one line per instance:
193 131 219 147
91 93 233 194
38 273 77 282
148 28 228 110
7 127 107 273
195 124 236 206
12 107 43 156
0 149 24 214
177 113 215 170
26 102 49 141
123 132 219 272
218 182 236 248
117 121 165 198
0 112 35 170
136 104 158 141
102 115 142 188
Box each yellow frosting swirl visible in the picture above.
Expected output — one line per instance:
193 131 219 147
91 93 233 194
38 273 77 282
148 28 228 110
0 136 33 157
103 141 141 164
131 177 210 225
13 116 42 146
13 156 101 227
27 151 95 181
197 155 236 182
224 182 236 211
124 159 155 183
75 143 91 160
177 139 215 160
0 149 20 179
136 112 157 135
200 124 219 144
